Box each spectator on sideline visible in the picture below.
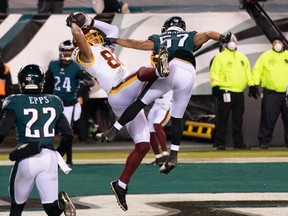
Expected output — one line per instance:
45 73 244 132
210 34 256 150
252 35 288 149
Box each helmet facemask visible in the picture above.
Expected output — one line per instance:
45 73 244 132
82 28 104 46
59 40 74 62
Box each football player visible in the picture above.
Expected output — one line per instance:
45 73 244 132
100 16 232 174
43 39 95 167
0 64 76 216
65 12 168 211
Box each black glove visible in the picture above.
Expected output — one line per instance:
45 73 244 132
212 86 221 98
66 13 76 27
82 79 95 88
248 85 260 99
219 31 232 43
104 37 118 46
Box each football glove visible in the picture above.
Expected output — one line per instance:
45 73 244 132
104 37 118 46
66 12 94 28
219 31 232 43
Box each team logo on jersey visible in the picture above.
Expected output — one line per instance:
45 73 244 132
16 143 29 150
2 98 10 108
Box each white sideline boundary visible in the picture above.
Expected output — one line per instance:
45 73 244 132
1 193 288 216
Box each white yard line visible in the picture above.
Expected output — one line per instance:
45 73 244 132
1 193 288 216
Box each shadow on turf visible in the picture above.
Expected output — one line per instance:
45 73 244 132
2 197 288 215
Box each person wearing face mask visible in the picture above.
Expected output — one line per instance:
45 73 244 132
252 35 288 149
210 34 256 150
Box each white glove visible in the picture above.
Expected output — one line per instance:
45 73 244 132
82 14 94 28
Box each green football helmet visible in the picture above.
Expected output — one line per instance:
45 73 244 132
18 64 45 93
161 16 186 33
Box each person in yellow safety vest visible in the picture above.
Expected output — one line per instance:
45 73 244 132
210 34 257 150
252 35 288 149
0 51 13 119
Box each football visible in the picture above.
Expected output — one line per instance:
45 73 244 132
73 12 86 28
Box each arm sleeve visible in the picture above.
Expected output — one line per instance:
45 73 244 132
42 70 55 94
0 109 16 143
56 113 74 155
92 20 119 38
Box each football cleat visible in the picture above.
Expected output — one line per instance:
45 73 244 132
95 126 118 143
157 45 170 77
110 180 128 211
159 150 178 174
58 191 76 216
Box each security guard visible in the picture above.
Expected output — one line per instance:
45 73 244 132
210 34 255 150
252 35 288 149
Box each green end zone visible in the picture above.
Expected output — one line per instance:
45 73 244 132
1 162 288 198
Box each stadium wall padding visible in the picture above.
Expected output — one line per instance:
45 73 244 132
0 12 287 146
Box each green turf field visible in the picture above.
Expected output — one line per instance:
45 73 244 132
1 162 288 198
1 146 288 160
1 146 288 216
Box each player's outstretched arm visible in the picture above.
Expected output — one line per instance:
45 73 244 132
70 23 93 63
105 37 154 50
194 31 232 50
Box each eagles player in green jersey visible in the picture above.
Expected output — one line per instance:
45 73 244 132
43 40 95 167
101 16 232 174
0 64 76 216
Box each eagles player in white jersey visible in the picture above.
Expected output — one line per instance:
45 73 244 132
65 12 169 211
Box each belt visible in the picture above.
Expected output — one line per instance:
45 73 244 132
109 73 138 94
